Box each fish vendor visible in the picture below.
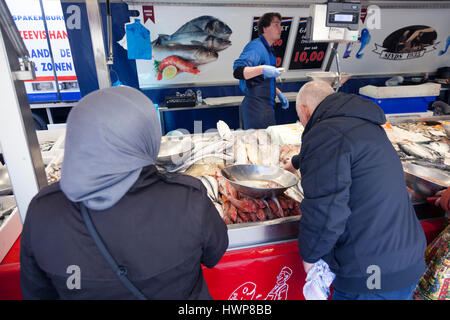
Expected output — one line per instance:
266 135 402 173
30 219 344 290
19 86 228 299
284 81 427 300
232 12 289 130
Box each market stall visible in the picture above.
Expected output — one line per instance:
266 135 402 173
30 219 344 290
1 117 448 300
0 0 449 301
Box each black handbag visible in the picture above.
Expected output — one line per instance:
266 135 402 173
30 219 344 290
80 203 148 300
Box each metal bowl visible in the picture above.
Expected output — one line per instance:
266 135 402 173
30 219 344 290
402 162 450 197
306 72 352 88
0 165 12 195
157 137 193 164
221 165 299 198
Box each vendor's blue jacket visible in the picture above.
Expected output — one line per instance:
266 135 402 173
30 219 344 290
233 36 277 129
291 92 426 294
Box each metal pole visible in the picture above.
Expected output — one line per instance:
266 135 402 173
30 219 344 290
324 42 339 72
0 27 48 222
85 0 111 89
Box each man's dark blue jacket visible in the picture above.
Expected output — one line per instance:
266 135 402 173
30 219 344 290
291 92 426 294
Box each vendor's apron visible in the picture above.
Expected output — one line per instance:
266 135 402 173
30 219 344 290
241 43 277 130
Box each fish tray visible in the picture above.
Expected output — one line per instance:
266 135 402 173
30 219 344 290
403 162 450 197
227 215 300 250
221 165 299 198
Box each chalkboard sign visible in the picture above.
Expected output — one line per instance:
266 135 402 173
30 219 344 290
288 17 329 70
251 17 293 67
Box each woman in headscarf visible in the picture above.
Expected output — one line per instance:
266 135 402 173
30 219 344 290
20 86 228 300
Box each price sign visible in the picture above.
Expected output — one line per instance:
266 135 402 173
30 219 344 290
251 17 292 67
288 18 329 70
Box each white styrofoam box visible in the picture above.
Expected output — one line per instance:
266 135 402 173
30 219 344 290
0 206 22 263
266 122 304 146
359 83 441 99
386 111 434 121
47 123 67 131
36 129 66 164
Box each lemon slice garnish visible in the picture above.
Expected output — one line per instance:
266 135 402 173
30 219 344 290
162 65 178 80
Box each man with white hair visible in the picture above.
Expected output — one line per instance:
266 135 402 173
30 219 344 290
285 81 427 300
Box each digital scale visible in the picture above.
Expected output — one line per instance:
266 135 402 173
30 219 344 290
307 0 361 43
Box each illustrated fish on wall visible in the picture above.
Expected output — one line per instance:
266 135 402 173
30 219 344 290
438 35 450 56
151 15 233 80
343 28 371 59
356 28 371 59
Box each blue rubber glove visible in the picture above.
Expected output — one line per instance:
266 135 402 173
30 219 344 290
262 65 281 79
278 93 289 109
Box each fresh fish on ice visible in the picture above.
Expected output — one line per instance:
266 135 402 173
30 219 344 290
398 141 439 161
245 143 260 165
214 201 225 219
234 136 248 165
199 175 217 202
427 141 450 156
217 120 233 141
203 174 219 200
284 183 304 203
241 133 259 165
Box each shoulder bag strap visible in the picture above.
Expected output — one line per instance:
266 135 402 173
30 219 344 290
80 203 147 300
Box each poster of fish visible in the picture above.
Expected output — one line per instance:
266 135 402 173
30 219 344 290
123 4 449 87
124 5 326 88
333 8 450 75
151 16 232 80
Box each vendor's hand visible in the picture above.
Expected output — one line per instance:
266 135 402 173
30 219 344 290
437 188 450 212
262 65 281 79
278 93 289 109
283 161 297 174
303 261 314 274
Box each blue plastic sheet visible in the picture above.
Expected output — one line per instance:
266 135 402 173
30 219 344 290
126 19 152 60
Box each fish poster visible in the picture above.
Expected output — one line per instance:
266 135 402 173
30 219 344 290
122 5 241 88
334 8 450 76
150 15 232 81
124 4 450 86
373 25 439 60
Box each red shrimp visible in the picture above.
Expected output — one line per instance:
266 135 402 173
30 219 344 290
159 55 200 75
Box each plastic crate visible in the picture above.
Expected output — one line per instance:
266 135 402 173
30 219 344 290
360 95 436 114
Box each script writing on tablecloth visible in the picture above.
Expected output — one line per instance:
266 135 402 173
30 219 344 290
228 266 293 300
251 17 293 67
288 18 329 70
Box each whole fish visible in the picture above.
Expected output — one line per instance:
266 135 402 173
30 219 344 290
427 141 450 155
204 175 219 201
200 175 217 202
398 142 438 161
155 32 231 51
356 28 371 59
152 43 218 65
213 202 226 220
234 136 249 165
173 16 232 40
